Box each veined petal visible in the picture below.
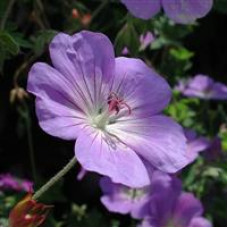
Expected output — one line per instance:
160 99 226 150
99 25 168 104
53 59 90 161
35 98 86 140
75 127 150 188
49 31 115 113
107 115 189 173
27 63 86 140
113 57 171 118
121 0 161 20
162 0 213 24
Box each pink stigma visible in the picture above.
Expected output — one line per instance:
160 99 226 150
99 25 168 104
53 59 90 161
107 92 131 115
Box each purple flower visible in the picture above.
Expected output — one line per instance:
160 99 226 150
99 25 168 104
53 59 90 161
0 173 33 192
140 179 212 227
139 31 155 51
27 31 189 188
100 170 176 219
175 75 227 100
185 129 210 163
204 137 223 161
121 0 213 24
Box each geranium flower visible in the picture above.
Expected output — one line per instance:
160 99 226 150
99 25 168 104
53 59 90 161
175 74 227 100
140 180 212 227
0 173 33 192
121 0 213 24
27 31 189 188
99 129 209 217
9 193 52 227
100 170 179 219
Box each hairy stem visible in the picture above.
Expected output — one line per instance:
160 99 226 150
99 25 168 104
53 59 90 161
33 157 77 200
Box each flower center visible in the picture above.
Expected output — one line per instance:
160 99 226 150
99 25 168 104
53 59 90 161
107 92 131 115
123 188 146 201
92 92 131 130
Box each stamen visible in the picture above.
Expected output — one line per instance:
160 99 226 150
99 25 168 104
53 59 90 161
107 92 131 115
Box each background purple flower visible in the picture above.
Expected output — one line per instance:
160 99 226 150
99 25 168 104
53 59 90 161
185 129 210 163
121 0 213 24
175 74 227 100
0 173 33 192
140 178 212 227
27 31 189 188
100 170 175 219
139 31 155 51
204 137 224 161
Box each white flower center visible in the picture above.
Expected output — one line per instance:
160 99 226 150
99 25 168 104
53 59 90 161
92 110 110 130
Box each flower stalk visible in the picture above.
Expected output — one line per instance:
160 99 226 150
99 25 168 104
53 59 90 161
32 157 77 200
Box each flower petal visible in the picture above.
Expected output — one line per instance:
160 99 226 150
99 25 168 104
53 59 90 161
187 137 210 163
172 193 203 226
100 177 122 195
100 177 133 214
49 31 115 112
211 82 227 100
101 195 133 215
149 175 182 226
189 217 212 227
75 127 150 188
27 63 86 140
121 0 161 20
107 115 189 173
113 57 171 117
162 0 213 24
100 175 152 219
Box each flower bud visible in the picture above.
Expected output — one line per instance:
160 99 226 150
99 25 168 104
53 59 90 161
72 8 80 19
9 193 52 227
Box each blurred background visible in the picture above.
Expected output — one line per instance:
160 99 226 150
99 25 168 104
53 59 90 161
0 0 227 226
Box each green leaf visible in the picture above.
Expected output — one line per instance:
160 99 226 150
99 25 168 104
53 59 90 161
31 30 57 55
114 23 140 56
170 47 194 60
0 30 20 55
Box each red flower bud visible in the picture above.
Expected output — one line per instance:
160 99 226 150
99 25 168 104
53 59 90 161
9 193 53 227
81 13 91 26
72 8 80 19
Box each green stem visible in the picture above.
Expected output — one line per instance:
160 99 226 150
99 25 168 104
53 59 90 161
25 113 37 182
34 0 50 28
33 157 77 200
20 101 37 183
0 0 16 30
91 0 109 21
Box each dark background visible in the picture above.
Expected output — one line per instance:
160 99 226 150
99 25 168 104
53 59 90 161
0 1 226 226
